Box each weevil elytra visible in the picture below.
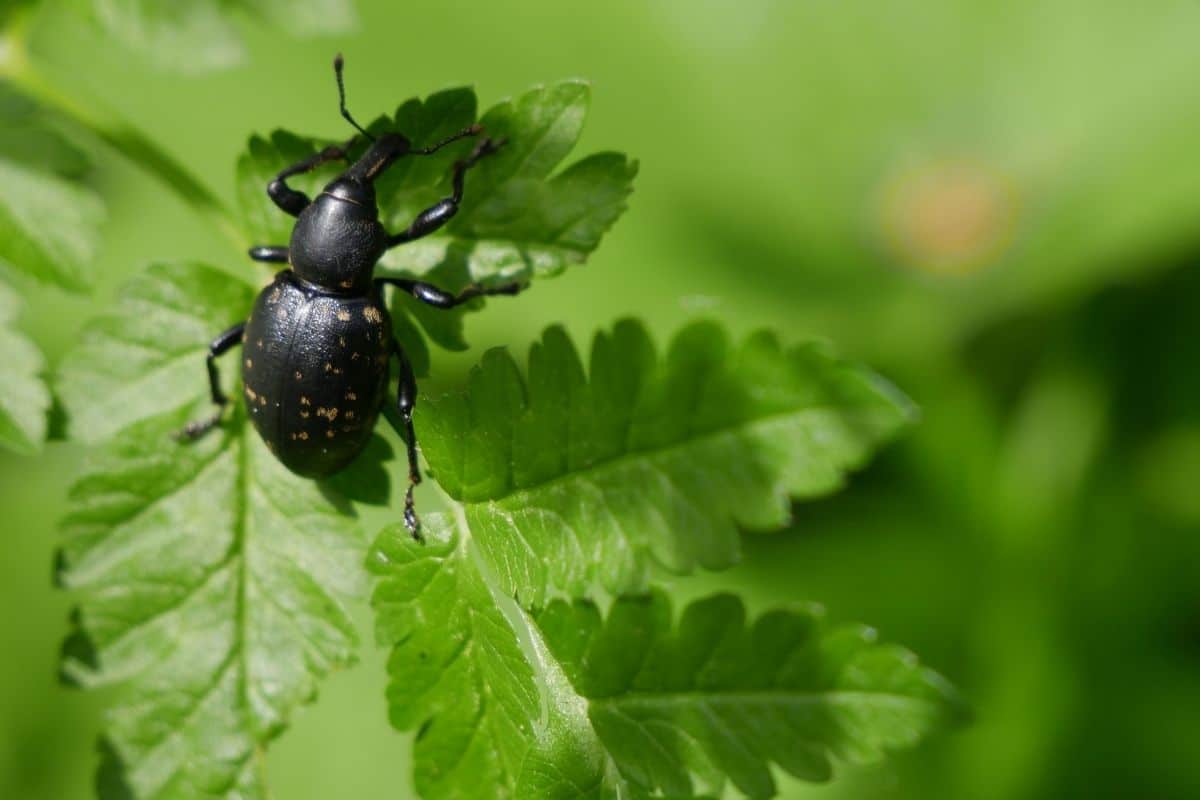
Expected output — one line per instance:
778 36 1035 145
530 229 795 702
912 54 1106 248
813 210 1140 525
177 55 523 538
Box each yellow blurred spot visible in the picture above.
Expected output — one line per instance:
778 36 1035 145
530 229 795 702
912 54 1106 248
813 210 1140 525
878 157 1017 277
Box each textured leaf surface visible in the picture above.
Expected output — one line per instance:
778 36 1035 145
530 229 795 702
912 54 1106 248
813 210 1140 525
370 516 672 800
235 83 637 363
370 521 959 800
375 82 639 291
0 86 103 290
417 320 914 603
537 593 963 799
57 262 254 443
0 280 49 452
372 515 536 792
90 0 357 74
56 262 373 798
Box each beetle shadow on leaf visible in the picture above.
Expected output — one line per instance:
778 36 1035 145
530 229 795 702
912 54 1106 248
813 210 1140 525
389 304 432 378
58 606 99 686
319 433 394 506
96 736 135 800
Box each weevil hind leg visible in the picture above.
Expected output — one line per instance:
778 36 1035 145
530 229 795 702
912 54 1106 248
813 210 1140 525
388 342 424 542
175 322 246 441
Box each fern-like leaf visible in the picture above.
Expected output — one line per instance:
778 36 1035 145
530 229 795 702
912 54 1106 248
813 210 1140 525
418 320 915 604
370 520 960 800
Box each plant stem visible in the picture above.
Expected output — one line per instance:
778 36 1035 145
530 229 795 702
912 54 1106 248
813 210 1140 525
0 10 247 251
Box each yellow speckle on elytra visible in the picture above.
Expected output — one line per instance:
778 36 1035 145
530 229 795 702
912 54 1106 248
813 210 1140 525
298 431 309 441
363 306 383 324
300 410 310 418
245 387 258 402
244 358 253 369
339 336 347 347
259 395 267 407
326 429 335 438
345 391 357 401
300 396 311 406
336 309 351 322
294 371 303 380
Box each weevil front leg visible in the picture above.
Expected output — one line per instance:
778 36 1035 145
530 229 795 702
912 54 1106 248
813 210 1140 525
174 322 246 441
390 342 424 541
267 136 357 217
385 136 506 247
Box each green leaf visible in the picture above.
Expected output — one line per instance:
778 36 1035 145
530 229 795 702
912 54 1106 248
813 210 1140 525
0 84 101 449
377 81 639 291
538 593 964 799
417 320 914 605
89 0 357 74
371 515 559 798
234 83 637 358
369 515 638 800
370 520 960 800
57 262 254 443
60 404 364 799
56 261 375 798
0 279 49 452
0 85 103 291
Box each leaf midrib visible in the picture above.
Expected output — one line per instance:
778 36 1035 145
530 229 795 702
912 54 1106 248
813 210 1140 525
592 689 943 713
458 403 889 509
233 414 253 774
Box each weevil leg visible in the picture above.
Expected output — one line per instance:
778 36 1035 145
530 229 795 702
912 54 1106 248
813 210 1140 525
390 343 424 541
385 136 506 248
408 123 482 155
376 276 526 310
248 245 289 263
267 136 357 216
174 322 246 441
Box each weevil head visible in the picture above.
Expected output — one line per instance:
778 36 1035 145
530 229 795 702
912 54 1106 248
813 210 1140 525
289 59 415 294
344 133 412 184
288 175 387 294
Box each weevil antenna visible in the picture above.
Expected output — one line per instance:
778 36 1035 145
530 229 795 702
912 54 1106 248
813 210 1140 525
334 54 375 142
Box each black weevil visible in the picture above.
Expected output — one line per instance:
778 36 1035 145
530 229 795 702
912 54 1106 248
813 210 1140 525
177 55 523 538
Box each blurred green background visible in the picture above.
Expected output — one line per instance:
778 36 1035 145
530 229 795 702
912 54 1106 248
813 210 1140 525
3 0 1200 797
